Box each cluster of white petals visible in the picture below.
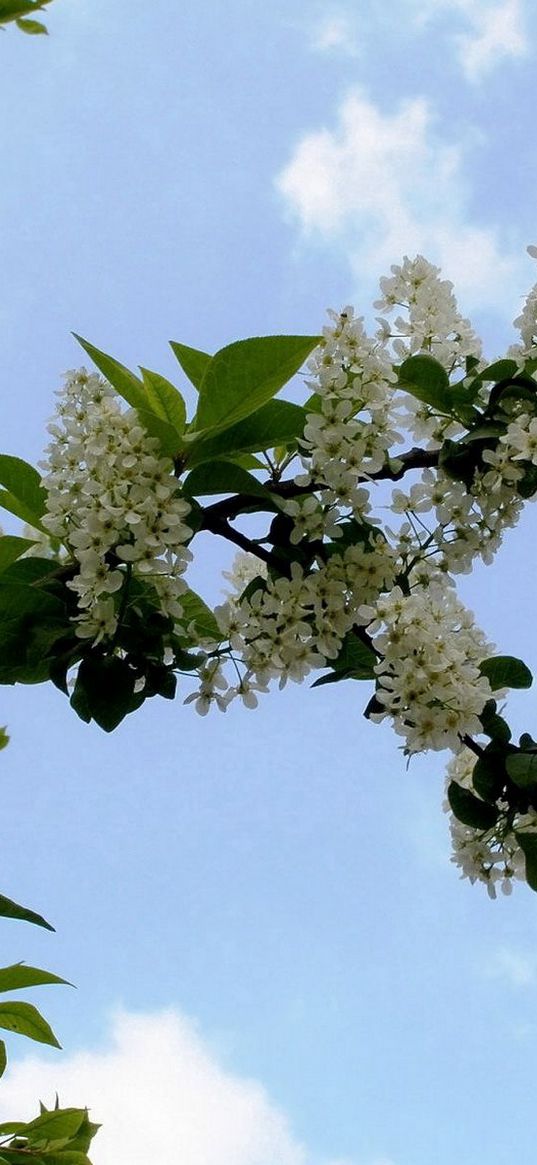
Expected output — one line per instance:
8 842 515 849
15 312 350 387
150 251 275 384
358 582 494 754
41 369 192 642
215 540 397 696
374 254 481 371
297 307 399 518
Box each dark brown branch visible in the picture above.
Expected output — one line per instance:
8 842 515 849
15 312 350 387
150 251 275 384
198 447 441 528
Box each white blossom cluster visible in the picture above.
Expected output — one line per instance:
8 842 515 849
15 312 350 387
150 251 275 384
211 539 397 703
445 750 537 899
374 254 482 372
358 581 494 754
297 307 400 519
41 369 192 642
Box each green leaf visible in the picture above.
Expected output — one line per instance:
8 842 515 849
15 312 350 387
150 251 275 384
15 15 47 31
0 893 53 931
23 1108 86 1147
479 699 511 744
0 536 36 573
312 631 377 687
185 400 306 468
140 368 187 434
0 1001 61 1047
178 589 221 642
0 455 46 524
472 752 507 803
479 655 533 691
169 341 211 390
0 963 71 993
183 461 268 498
480 359 519 381
0 1124 26 1137
193 335 321 432
515 831 537 892
70 656 136 732
447 781 499 830
0 557 58 585
506 752 537 789
134 408 183 458
73 337 147 412
0 1041 6 1078
399 355 478 423
398 355 452 412
0 727 8 750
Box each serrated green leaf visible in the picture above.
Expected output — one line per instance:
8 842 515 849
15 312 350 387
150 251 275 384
185 400 306 468
506 752 537 788
140 368 186 433
73 337 147 412
515 831 537 891
479 655 533 691
170 341 211 390
447 781 499 830
0 893 53 931
0 536 36 573
0 1001 60 1047
193 335 320 432
0 963 71 993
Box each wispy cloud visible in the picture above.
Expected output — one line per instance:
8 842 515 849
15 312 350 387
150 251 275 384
485 947 537 988
0 1009 360 1165
276 88 525 316
407 0 529 81
309 9 361 57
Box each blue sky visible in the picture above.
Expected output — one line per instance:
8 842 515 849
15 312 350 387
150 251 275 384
2 1 537 1162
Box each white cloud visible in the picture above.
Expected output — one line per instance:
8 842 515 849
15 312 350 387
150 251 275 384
485 947 537 987
406 0 529 80
276 88 525 315
0 1009 360 1165
309 10 361 57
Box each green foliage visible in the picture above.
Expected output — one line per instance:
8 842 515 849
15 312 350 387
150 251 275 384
447 781 499 830
192 335 321 432
170 340 211 390
140 368 187 434
0 892 54 931
0 537 37 573
183 460 270 498
312 632 377 687
0 1103 99 1162
398 354 478 424
514 830 537 891
479 655 533 691
0 728 8 751
0 456 47 531
184 400 306 467
506 751 537 789
0 1002 61 1048
0 0 52 34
